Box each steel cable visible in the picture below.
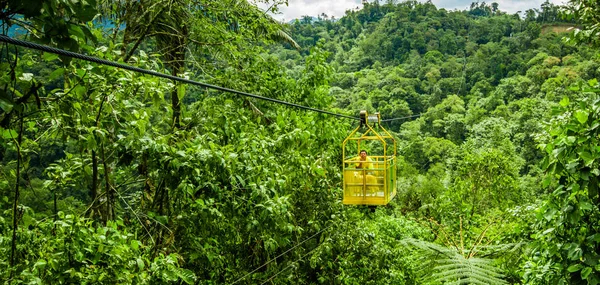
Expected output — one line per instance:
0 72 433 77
0 35 359 121
230 224 333 284
380 113 422 122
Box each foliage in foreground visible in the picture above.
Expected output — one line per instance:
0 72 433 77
404 237 509 285
1 0 600 283
524 81 600 284
0 212 194 284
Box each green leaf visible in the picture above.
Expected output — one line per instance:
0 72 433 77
155 215 168 225
19 73 34 81
589 78 598 87
130 240 139 250
86 134 97 150
177 83 186 100
544 208 557 221
566 162 579 171
136 258 144 271
177 268 196 284
582 267 593 279
34 259 47 271
152 92 163 106
560 96 570 107
0 89 14 112
73 2 98 22
1 128 18 139
72 102 82 111
580 151 595 166
575 110 589 124
588 234 600 242
73 85 86 97
42 52 59 62
542 227 555 235
568 244 583 260
568 264 583 272
314 166 325 176
543 175 553 188
68 25 86 41
49 68 65 81
580 201 593 211
81 25 98 44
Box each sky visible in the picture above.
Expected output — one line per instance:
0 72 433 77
256 0 566 22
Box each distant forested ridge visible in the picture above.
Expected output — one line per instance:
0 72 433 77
1 0 600 284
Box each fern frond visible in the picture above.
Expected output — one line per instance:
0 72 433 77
236 0 301 50
431 260 502 276
451 277 505 285
429 265 505 280
403 238 509 285
272 29 300 50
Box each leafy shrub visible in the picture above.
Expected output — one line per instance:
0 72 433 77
0 212 195 284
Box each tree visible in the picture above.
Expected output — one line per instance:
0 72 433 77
106 0 298 128
525 83 600 284
451 139 522 222
562 0 600 46
422 95 466 143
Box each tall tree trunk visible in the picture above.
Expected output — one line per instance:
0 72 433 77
53 190 57 234
171 80 182 129
101 144 114 221
161 18 188 130
169 49 185 129
10 114 24 272
89 93 108 221
90 150 99 218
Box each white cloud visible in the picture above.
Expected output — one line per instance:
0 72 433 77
258 0 362 21
258 0 566 21
432 0 566 14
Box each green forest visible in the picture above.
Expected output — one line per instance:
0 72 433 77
2 0 600 283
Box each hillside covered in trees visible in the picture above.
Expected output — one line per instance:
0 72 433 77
2 0 600 284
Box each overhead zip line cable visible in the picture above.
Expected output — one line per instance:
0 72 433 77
253 211 357 285
259 244 322 285
0 35 423 124
380 113 422 122
3 35 420 283
230 224 334 285
0 35 359 121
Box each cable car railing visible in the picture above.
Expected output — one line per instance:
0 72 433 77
342 111 397 205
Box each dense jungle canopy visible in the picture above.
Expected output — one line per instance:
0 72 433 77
2 0 600 283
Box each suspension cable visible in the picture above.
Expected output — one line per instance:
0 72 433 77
380 113 422 122
230 224 333 284
259 244 322 285
0 35 359 121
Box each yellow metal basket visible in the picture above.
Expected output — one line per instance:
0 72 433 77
342 111 397 205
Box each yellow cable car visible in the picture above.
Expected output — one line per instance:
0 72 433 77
342 111 397 205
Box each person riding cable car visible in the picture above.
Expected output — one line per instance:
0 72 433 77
342 111 397 206
354 150 373 170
